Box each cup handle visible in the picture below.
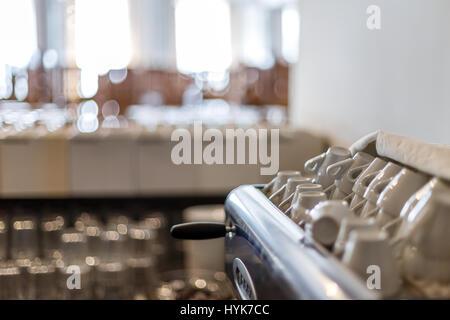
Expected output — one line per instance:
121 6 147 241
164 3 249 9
304 153 326 174
382 216 402 235
360 170 381 188
262 176 277 194
343 191 355 203
323 183 336 195
361 205 379 218
350 198 366 212
372 177 394 195
285 205 294 218
269 184 286 202
347 163 370 183
278 192 294 210
326 158 354 178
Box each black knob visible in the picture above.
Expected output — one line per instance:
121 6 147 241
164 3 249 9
170 222 227 240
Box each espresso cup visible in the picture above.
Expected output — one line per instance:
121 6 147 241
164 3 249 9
359 162 403 218
280 183 323 213
349 158 388 215
374 168 429 226
333 216 378 257
342 229 401 297
395 191 450 295
262 171 302 197
398 177 447 221
269 177 312 206
306 200 355 247
290 191 327 225
282 177 314 201
385 177 449 237
304 147 351 189
328 152 374 198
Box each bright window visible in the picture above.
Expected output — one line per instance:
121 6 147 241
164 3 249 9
281 4 300 64
0 0 37 99
175 0 232 74
0 0 37 69
74 0 132 74
239 4 274 69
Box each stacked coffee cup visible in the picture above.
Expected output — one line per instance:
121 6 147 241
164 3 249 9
261 145 449 298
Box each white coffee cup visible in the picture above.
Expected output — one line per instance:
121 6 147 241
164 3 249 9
306 200 355 247
280 183 323 213
328 152 374 200
359 162 403 218
384 177 448 237
342 229 401 298
304 147 351 189
290 191 327 225
394 191 450 297
373 168 429 226
352 162 402 216
262 170 301 197
398 177 447 220
269 177 313 206
348 158 388 215
333 216 379 257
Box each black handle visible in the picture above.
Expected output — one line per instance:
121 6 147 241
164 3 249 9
170 222 227 240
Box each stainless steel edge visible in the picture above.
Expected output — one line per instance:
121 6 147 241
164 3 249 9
224 185 377 300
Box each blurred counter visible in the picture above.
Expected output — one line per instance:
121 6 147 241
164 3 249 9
0 102 326 198
0 125 325 198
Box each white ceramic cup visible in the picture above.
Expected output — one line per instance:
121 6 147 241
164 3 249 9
394 191 450 296
333 216 379 257
269 177 313 206
304 147 351 189
290 191 327 225
373 168 429 226
384 177 448 237
359 162 403 218
342 229 401 298
348 158 388 209
306 200 355 247
280 183 323 213
262 170 301 197
328 152 374 200
349 158 389 215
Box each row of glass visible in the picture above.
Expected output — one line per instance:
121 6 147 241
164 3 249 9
0 210 168 299
0 100 287 133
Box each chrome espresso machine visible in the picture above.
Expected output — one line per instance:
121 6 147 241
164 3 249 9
171 131 450 300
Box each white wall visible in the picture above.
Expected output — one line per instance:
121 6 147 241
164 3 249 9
290 0 450 147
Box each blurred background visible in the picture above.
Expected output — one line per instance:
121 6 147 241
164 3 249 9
0 0 310 300
0 0 448 300
1 0 449 143
0 0 298 113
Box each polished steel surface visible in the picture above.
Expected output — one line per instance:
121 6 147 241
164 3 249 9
225 185 376 300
